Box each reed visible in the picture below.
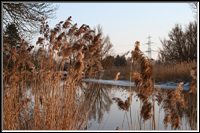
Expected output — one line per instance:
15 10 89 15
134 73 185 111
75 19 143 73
130 41 155 129
155 86 163 130
189 66 197 94
161 82 186 130
3 16 105 130
153 60 196 83
103 57 196 84
112 41 197 130
112 92 133 111
4 16 197 130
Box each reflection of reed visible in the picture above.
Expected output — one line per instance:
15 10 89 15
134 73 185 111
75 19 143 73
162 83 185 130
112 92 133 130
155 86 163 130
184 92 197 130
85 82 197 130
154 85 197 130
84 82 113 123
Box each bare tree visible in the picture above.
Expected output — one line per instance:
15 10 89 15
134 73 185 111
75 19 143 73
3 3 59 40
158 21 197 63
188 3 198 20
95 25 114 60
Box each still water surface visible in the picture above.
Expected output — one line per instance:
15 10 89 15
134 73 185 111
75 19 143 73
82 82 197 130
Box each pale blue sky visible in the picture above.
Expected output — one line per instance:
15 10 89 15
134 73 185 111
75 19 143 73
40 2 196 60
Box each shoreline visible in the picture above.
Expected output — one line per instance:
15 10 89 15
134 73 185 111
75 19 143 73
83 78 191 90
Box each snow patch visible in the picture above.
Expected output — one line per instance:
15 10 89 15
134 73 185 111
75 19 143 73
83 78 191 90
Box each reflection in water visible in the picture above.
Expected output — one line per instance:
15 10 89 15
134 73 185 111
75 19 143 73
183 92 197 130
83 82 197 130
83 82 114 124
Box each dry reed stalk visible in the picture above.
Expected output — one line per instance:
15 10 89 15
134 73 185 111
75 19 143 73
136 111 140 130
152 85 156 130
155 86 163 106
114 72 120 81
189 66 197 94
121 112 126 130
130 41 157 128
125 111 131 130
156 86 162 130
100 108 113 130
116 127 120 130
164 109 171 130
162 81 187 130
3 16 106 130
153 60 196 83
171 108 181 130
134 111 136 130
129 60 134 130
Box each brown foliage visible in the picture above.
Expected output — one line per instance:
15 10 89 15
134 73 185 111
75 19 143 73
112 93 133 111
3 16 106 130
189 66 197 94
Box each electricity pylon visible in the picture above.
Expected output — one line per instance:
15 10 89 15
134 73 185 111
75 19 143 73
143 35 156 59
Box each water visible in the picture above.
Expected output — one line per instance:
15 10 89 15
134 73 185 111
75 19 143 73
82 82 197 130
24 80 197 130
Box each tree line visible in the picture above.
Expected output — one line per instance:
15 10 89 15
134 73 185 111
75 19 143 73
158 3 197 63
101 55 128 69
158 20 197 63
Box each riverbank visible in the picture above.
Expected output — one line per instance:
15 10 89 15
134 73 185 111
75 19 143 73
83 78 191 90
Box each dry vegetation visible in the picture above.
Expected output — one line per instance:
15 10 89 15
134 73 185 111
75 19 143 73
153 59 197 83
3 16 197 130
3 16 106 130
102 59 196 84
112 41 197 130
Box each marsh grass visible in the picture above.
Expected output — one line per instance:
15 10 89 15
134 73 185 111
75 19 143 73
112 41 197 130
102 57 196 84
153 59 196 83
102 65 137 81
3 16 197 130
3 16 106 130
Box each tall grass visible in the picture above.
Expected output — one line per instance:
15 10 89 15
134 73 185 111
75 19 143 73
3 16 197 130
3 16 105 130
112 41 197 130
102 57 196 84
153 60 197 83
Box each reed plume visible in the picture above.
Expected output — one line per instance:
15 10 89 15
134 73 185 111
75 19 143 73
163 109 171 130
180 94 186 110
189 66 197 94
140 101 152 122
155 86 163 106
75 52 84 74
131 41 155 124
132 72 142 87
112 92 133 111
171 108 181 130
62 16 72 29
3 16 106 130
114 72 120 81
162 82 186 130
116 127 120 130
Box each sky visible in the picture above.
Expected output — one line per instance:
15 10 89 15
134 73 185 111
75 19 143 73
34 2 197 60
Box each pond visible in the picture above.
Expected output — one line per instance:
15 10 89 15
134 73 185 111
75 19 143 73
82 81 197 130
22 79 196 130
